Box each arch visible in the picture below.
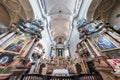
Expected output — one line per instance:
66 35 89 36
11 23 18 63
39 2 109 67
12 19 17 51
87 0 116 21
0 3 11 25
87 0 102 21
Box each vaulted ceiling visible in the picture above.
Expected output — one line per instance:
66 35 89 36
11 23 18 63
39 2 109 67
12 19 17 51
40 0 81 44
0 0 34 25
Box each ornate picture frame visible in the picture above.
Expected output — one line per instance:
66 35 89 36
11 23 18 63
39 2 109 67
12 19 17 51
0 52 16 66
94 35 119 52
0 36 29 54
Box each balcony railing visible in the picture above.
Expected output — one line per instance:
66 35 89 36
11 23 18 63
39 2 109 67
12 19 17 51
20 73 103 80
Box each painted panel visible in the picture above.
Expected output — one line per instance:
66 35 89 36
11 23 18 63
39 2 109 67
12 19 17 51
94 37 116 51
0 52 15 66
0 37 29 54
107 59 120 72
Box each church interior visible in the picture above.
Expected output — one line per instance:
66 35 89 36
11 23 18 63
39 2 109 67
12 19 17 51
0 0 120 80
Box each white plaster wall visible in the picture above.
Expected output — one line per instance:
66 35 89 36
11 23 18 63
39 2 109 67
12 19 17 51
69 0 92 59
29 0 52 59
76 0 93 20
29 0 42 19
40 26 52 59
69 26 79 58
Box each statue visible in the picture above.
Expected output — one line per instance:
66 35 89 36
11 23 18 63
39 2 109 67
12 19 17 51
30 47 45 64
77 19 104 38
17 19 44 39
0 24 10 34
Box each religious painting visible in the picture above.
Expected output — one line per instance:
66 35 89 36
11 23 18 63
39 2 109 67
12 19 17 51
4 39 24 52
0 52 15 66
1 37 29 54
107 59 120 72
94 37 117 51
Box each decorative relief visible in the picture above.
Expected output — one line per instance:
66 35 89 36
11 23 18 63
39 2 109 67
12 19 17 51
87 0 102 21
100 0 115 12
0 0 34 25
87 0 116 21
0 3 10 25
5 0 21 12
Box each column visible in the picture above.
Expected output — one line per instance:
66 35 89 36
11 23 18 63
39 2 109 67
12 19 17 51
83 41 95 58
67 47 71 57
50 47 53 57
87 39 101 56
